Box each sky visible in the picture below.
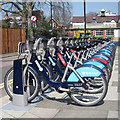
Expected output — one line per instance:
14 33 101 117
1 1 119 19
71 2 119 16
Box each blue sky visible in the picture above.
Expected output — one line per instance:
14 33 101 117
1 1 119 19
72 2 119 16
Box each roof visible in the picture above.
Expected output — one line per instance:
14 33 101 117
48 17 62 26
72 16 119 23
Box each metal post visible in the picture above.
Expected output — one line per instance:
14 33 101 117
84 0 86 38
50 2 53 32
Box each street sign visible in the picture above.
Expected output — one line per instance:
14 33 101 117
30 16 37 22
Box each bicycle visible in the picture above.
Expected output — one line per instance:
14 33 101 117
21 38 108 106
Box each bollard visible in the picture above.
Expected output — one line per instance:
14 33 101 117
13 59 28 107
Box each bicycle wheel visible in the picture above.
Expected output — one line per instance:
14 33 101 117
68 75 108 106
4 67 39 102
38 63 53 92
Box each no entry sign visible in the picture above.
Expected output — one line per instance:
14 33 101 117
31 16 37 22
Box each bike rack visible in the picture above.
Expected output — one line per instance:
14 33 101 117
13 59 28 106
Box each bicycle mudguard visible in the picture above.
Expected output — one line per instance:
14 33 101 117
84 61 105 69
98 51 111 57
109 42 115 46
104 47 113 51
67 65 103 82
93 55 109 61
92 57 107 64
100 49 111 54
96 53 111 60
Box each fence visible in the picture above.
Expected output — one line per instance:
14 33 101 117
1 28 25 54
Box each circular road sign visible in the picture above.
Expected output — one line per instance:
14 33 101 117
31 16 37 22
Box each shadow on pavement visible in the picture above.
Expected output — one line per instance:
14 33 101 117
41 93 104 107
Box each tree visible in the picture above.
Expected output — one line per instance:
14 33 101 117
33 17 50 37
0 1 39 39
2 18 11 28
87 12 98 16
44 1 72 27
53 2 72 27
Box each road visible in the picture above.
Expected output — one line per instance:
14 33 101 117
0 56 18 83
0 55 18 98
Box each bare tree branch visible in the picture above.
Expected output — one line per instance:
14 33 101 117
16 0 23 5
32 2 36 9
1 2 22 13
1 8 21 15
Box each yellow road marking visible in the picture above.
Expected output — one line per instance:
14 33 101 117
0 79 13 89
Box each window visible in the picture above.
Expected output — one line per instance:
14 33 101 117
54 23 56 28
92 17 97 23
106 29 114 36
96 30 104 36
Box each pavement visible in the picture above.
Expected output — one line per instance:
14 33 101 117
0 43 119 119
0 52 18 58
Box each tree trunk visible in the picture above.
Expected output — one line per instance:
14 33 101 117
22 2 27 28
27 2 33 39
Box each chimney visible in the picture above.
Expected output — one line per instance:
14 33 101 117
5 12 8 19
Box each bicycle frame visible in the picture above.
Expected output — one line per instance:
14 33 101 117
28 52 89 90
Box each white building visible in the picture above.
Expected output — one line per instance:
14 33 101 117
98 9 117 17
70 10 120 40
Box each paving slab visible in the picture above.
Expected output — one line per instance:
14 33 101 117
112 81 118 87
107 111 118 118
54 110 108 118
1 102 35 111
35 97 69 109
2 109 26 118
105 87 118 101
28 107 59 118
36 93 118 111
1 111 14 118
0 96 10 107
1 101 36 118
20 111 39 118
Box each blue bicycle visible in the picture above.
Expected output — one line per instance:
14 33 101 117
22 38 108 106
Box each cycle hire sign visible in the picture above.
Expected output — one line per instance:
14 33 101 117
31 16 37 22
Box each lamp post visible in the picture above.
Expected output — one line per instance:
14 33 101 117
50 1 53 31
84 0 86 38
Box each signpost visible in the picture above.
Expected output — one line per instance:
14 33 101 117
30 16 37 22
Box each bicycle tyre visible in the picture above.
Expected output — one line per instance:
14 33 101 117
4 66 39 102
68 75 108 106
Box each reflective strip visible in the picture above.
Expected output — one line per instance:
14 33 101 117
57 52 66 66
92 58 107 64
66 51 70 59
35 60 43 71
70 49 77 60
48 56 56 66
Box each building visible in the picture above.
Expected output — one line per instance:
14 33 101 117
98 9 117 16
48 17 62 29
48 17 64 37
68 9 120 40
